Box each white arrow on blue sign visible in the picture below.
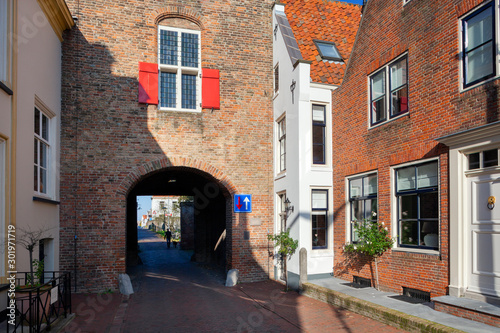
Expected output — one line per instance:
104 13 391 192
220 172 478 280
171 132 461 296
234 194 252 213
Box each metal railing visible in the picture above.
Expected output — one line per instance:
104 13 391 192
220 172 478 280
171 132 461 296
6 271 71 333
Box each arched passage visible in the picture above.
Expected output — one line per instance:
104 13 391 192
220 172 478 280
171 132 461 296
123 159 236 273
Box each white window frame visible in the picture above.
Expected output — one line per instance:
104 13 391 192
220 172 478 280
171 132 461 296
311 189 329 250
34 100 56 199
312 104 327 165
346 172 378 244
344 170 379 243
460 0 499 90
277 115 286 173
0 0 13 94
274 63 279 96
391 157 440 253
158 26 201 113
368 54 408 127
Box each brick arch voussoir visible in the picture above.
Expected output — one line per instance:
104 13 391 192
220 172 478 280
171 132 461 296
117 157 237 197
151 7 205 30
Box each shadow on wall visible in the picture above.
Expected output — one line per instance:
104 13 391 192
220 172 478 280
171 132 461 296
60 26 271 293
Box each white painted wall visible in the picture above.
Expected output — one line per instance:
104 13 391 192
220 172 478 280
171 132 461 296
15 0 63 273
273 4 335 280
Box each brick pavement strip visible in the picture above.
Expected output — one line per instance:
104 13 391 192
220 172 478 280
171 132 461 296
301 283 465 333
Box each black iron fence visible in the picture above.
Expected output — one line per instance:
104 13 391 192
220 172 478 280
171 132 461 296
6 271 71 333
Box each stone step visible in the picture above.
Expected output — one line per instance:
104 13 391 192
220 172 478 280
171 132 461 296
433 296 500 328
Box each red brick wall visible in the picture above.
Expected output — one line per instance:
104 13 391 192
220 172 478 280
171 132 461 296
60 1 274 292
332 0 499 297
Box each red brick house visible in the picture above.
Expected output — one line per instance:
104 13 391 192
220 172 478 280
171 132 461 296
332 0 500 306
60 0 275 292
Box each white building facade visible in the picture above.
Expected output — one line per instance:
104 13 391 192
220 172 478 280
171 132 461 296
272 1 361 288
0 0 73 306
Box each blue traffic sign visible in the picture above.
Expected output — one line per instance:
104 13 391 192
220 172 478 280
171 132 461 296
234 194 252 213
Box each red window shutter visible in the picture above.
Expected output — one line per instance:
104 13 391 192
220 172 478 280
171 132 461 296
202 68 220 109
138 62 158 105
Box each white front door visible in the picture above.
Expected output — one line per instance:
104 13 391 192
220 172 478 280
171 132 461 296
467 173 500 297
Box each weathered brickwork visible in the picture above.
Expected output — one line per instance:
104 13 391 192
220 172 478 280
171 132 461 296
61 0 274 292
332 0 499 297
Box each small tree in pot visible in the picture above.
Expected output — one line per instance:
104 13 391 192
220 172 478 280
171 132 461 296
268 229 298 291
17 226 51 286
344 214 394 291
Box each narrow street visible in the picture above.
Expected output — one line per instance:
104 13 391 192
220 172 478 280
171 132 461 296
64 228 406 332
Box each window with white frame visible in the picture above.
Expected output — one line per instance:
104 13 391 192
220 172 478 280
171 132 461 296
278 193 286 232
467 148 499 170
348 173 377 242
312 104 326 165
34 107 50 195
274 63 279 94
158 26 201 111
370 55 408 126
395 161 439 249
0 0 13 94
312 189 328 249
461 2 495 88
278 117 286 172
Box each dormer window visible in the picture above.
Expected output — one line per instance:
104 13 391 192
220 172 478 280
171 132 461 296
314 40 343 62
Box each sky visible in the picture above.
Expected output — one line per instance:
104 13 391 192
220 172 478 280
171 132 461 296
137 195 152 221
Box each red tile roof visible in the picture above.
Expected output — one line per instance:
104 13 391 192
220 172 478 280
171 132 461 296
282 0 362 85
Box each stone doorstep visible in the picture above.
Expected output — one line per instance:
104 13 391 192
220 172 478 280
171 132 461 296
433 296 500 327
300 283 463 333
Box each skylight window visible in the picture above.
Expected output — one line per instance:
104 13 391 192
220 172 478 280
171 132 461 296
314 40 343 61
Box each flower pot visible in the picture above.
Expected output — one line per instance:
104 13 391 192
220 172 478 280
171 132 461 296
15 285 52 325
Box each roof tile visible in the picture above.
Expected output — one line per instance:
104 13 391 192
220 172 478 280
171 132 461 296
282 0 362 85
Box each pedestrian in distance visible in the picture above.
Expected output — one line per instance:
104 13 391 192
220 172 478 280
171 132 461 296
165 228 172 249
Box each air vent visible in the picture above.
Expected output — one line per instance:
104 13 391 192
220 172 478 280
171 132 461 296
403 287 431 303
353 276 372 288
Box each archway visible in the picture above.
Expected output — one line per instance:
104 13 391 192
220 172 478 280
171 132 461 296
125 166 233 273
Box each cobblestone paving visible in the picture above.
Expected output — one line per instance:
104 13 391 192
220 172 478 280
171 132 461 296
63 229 407 332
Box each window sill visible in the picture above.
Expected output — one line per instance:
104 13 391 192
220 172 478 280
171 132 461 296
311 164 332 172
275 171 286 180
0 81 13 95
310 249 332 257
460 75 500 93
33 196 60 205
392 247 440 257
158 107 201 113
369 112 409 130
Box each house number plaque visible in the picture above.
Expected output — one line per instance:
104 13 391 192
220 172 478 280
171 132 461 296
487 196 496 210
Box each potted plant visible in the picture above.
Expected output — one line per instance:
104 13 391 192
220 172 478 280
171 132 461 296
14 226 53 325
344 214 394 291
268 229 298 291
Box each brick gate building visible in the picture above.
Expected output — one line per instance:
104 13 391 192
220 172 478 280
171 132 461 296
60 0 274 292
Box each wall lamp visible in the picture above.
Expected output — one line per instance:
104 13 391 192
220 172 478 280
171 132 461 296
284 197 294 214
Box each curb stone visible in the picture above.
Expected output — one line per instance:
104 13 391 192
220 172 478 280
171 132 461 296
300 283 465 333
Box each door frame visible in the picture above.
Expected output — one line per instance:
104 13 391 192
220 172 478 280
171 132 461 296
438 121 500 301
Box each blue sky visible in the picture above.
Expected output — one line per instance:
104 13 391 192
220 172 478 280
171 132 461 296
137 195 152 220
